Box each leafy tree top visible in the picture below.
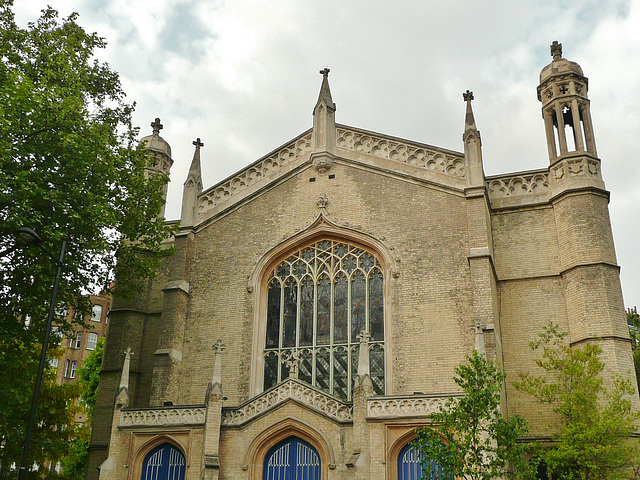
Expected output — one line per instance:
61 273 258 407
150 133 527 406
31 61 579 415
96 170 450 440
514 322 639 480
414 350 534 480
0 2 176 475
0 2 176 338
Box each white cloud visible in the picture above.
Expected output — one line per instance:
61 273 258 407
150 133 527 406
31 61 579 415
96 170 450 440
14 0 640 307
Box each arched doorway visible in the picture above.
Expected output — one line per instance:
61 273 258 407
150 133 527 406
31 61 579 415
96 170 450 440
398 442 449 480
141 442 186 480
263 436 320 480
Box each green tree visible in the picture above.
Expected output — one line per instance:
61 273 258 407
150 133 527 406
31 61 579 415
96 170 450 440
514 323 639 480
0 1 174 474
627 307 640 394
413 350 534 480
0 341 81 480
59 337 104 480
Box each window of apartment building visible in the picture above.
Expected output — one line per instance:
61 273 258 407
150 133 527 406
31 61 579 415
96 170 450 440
91 304 103 322
69 360 77 379
55 305 67 319
86 333 98 350
50 357 59 369
73 331 82 349
64 359 70 377
50 326 63 345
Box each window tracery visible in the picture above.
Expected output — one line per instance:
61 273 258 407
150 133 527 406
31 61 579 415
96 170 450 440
263 239 385 400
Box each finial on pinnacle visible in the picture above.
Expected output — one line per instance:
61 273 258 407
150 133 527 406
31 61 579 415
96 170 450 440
320 67 330 78
193 138 204 149
282 349 301 377
151 118 163 135
550 41 562 60
463 90 474 102
213 339 226 353
356 329 371 344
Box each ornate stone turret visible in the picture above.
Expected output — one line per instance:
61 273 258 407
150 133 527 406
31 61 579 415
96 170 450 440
541 43 634 404
462 90 485 186
181 138 204 227
538 41 598 165
141 118 174 218
311 68 337 172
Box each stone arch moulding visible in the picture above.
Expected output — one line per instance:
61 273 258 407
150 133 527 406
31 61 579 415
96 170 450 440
243 416 336 480
247 211 397 397
128 433 189 480
248 212 397 289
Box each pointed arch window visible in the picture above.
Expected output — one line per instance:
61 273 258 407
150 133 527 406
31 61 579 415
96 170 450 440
264 437 320 480
263 239 385 400
398 442 450 480
141 443 185 480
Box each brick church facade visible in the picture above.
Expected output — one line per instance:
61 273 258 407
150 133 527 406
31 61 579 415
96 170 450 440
88 42 637 480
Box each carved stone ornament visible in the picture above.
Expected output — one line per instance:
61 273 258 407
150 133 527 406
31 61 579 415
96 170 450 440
551 40 562 60
336 127 465 179
487 172 550 199
553 165 565 180
312 153 334 173
317 193 329 210
367 394 463 419
120 406 206 427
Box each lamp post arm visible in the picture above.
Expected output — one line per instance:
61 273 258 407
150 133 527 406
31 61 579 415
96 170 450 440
17 239 67 480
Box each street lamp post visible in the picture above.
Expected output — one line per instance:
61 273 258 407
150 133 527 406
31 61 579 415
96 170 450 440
16 228 67 480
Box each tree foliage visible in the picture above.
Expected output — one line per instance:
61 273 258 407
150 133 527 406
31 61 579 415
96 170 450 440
514 323 639 480
627 308 640 394
413 350 534 480
0 1 174 473
0 342 81 480
59 337 104 480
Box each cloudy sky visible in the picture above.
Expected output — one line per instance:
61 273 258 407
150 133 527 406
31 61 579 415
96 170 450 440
15 0 640 309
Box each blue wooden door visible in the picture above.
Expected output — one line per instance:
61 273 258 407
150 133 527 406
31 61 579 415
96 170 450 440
141 443 186 480
264 437 320 480
398 442 449 480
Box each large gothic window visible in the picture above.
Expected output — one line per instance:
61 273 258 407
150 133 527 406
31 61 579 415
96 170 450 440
263 239 385 400
141 443 185 480
263 437 320 480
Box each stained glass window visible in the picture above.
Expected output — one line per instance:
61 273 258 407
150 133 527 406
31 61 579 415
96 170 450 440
263 239 385 400
398 442 451 480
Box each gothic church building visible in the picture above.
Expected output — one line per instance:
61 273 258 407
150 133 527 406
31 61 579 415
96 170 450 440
88 43 636 480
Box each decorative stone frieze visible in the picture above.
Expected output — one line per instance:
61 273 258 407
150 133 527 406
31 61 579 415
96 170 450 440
367 394 463 419
119 406 206 427
550 157 600 181
221 378 353 426
197 132 313 216
336 127 466 178
487 171 550 199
